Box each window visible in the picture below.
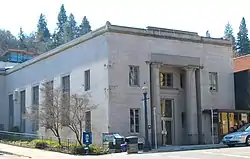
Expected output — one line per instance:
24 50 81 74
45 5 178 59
20 90 26 133
85 111 91 132
129 65 139 86
44 81 53 129
130 108 140 133
209 72 218 91
32 86 39 106
84 70 90 91
181 112 185 128
45 81 53 103
62 75 70 93
61 75 70 125
160 72 173 88
160 99 173 118
8 94 14 130
32 86 39 131
180 73 184 88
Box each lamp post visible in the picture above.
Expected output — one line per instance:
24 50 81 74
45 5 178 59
142 85 151 151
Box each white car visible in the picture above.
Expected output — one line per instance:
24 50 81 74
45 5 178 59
222 123 250 147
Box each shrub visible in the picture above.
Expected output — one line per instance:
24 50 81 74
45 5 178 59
35 141 48 149
89 145 108 155
71 145 86 155
71 145 108 155
32 139 61 148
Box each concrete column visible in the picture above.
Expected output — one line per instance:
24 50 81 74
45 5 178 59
184 66 198 144
151 63 161 146
25 85 32 133
13 96 20 128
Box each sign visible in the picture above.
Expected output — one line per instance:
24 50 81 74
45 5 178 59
242 113 248 122
83 132 92 145
222 112 228 135
229 113 234 128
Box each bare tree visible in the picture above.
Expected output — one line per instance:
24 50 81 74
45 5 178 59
25 82 64 146
67 93 97 145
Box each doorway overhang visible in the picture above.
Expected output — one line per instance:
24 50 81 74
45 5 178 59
150 53 202 68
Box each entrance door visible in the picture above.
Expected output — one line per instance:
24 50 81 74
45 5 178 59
161 119 172 145
160 99 173 145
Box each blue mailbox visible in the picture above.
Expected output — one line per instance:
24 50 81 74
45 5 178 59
83 132 92 145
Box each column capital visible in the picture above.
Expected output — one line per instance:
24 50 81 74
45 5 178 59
183 65 199 71
151 63 162 69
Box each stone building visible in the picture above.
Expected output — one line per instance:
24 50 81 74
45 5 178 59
0 22 235 146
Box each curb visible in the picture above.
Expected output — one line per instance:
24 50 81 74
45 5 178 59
0 150 31 158
150 145 227 153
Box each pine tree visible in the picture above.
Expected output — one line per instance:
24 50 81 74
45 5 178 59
237 17 250 55
37 13 50 42
51 30 60 49
64 13 78 41
57 4 67 34
53 4 68 47
62 22 71 43
18 27 27 50
224 22 236 51
78 16 91 36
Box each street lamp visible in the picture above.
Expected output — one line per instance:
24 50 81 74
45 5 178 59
142 85 151 151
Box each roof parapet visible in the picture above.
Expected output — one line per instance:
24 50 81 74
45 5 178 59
146 26 199 36
6 21 232 74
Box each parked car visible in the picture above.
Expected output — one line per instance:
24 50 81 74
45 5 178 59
222 123 250 147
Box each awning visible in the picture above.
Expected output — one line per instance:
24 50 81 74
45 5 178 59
203 109 250 114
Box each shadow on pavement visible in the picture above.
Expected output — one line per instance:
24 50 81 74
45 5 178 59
0 151 31 158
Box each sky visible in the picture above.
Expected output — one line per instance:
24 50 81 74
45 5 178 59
1 0 249 38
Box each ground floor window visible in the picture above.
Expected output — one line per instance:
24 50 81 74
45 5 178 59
209 111 250 142
130 108 140 133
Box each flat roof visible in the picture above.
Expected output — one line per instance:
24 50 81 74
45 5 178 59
2 49 39 56
6 21 232 74
203 109 250 114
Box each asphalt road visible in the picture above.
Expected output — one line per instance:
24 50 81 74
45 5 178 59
96 146 250 159
4 146 250 159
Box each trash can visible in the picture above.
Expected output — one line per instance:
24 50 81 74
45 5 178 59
138 142 143 153
113 134 125 153
125 136 138 154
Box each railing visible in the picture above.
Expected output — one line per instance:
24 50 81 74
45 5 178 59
0 131 80 153
0 131 38 141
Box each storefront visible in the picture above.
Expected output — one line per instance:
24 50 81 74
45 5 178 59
203 109 250 143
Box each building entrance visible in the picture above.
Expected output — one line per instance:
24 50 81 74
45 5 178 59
160 99 173 145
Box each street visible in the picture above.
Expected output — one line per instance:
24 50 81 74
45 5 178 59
97 146 250 159
3 146 250 159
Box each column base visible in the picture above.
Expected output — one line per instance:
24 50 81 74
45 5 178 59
143 139 151 152
187 134 199 145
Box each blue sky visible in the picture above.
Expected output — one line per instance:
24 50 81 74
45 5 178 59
1 0 249 37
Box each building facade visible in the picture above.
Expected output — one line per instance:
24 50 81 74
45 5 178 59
0 22 235 146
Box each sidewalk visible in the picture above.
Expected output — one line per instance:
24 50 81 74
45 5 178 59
152 143 227 153
0 142 227 158
0 143 81 159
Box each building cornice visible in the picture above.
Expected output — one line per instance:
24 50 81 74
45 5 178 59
6 25 108 74
6 21 232 74
108 25 231 46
